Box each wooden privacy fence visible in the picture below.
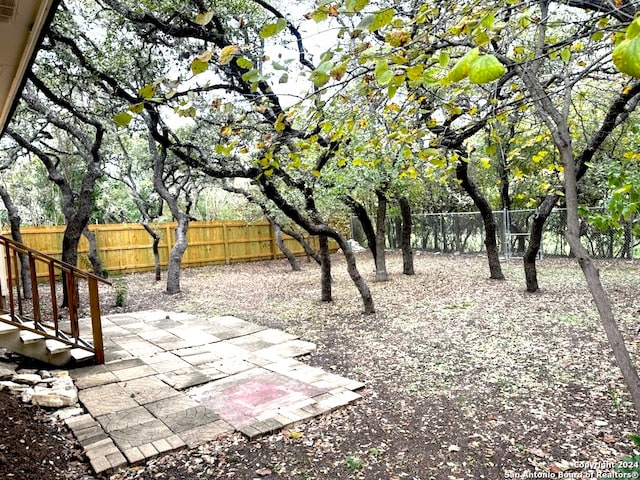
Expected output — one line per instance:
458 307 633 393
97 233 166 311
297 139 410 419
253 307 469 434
2 221 324 278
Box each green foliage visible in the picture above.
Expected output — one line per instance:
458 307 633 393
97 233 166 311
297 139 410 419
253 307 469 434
112 275 128 308
599 435 640 479
345 456 365 471
259 18 287 39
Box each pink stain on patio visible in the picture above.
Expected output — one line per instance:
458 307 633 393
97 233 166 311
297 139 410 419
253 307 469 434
189 371 327 425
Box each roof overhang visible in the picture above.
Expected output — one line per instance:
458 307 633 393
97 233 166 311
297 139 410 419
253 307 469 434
0 0 60 136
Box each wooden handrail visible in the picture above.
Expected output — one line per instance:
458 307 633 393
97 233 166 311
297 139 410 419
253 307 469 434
0 234 110 364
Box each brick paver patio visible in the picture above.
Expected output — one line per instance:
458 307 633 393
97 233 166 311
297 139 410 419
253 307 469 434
67 310 363 475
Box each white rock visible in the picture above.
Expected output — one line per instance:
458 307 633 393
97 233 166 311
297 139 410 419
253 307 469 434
348 239 366 252
30 376 78 408
0 363 16 380
50 406 84 420
21 387 34 403
0 380 32 393
12 373 42 385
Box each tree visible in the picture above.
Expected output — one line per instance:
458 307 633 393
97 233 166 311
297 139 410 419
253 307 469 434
509 0 640 417
92 0 377 312
110 134 165 281
143 117 202 295
0 148 32 298
6 78 105 277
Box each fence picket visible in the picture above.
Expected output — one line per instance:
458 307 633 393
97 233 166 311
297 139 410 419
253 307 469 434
1 221 321 278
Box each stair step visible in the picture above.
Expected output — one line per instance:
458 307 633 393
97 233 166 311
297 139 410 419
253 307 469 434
70 348 94 362
0 322 18 335
46 339 72 355
20 330 44 344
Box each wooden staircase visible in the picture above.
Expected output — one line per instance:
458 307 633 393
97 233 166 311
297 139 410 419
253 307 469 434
0 235 110 366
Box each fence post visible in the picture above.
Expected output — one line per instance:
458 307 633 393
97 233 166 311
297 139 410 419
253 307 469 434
269 222 278 260
164 224 172 264
222 222 230 265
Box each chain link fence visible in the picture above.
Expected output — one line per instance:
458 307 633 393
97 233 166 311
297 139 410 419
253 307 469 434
350 208 638 260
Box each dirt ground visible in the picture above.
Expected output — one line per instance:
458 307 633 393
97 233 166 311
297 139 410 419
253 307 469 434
2 251 640 479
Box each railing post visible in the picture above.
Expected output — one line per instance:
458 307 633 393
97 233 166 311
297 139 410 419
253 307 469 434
28 253 41 323
4 242 15 320
48 263 59 334
87 277 104 364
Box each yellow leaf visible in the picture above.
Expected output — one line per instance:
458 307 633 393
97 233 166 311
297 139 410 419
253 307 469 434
289 430 304 439
219 45 240 65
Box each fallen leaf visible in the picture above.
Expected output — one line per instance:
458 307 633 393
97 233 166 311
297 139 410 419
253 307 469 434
256 467 272 476
527 447 546 458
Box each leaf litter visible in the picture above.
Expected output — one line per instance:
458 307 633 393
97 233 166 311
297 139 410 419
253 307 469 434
100 252 640 479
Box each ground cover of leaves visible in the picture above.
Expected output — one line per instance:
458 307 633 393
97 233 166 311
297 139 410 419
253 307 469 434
4 251 640 480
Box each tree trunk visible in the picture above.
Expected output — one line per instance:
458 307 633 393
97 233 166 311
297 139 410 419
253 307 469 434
166 215 188 295
142 223 162 281
334 234 375 313
622 221 633 259
374 189 388 282
319 235 332 302
523 194 558 292
82 227 105 277
0 184 31 299
399 196 414 275
344 195 377 265
280 225 321 264
456 157 505 280
60 222 84 309
272 221 300 271
562 145 640 419
259 178 375 314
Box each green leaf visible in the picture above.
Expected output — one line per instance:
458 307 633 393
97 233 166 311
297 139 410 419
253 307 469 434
190 58 209 75
613 37 640 78
481 12 495 28
473 31 491 47
346 0 369 12
316 60 334 74
438 51 450 67
236 56 253 69
357 14 374 30
374 59 388 77
447 48 479 82
377 70 394 85
560 48 571 64
195 11 214 26
128 103 144 114
406 64 424 81
310 71 330 87
627 17 640 40
369 8 394 31
241 68 260 82
485 144 498 155
260 18 287 39
278 73 289 83
215 143 235 155
113 112 133 127
138 84 156 99
274 113 287 131
309 9 328 22
468 54 506 84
